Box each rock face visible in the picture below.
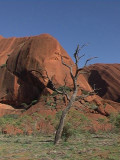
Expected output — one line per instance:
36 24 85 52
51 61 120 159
0 34 120 134
0 34 91 107
85 63 120 102
0 103 21 117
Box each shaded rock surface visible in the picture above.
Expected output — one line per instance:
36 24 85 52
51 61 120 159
85 63 120 102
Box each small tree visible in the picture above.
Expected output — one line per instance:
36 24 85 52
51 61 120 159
54 45 97 144
29 44 97 144
45 45 97 144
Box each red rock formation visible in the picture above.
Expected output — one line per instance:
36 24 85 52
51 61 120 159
0 34 91 107
85 63 120 102
0 33 120 137
0 34 119 135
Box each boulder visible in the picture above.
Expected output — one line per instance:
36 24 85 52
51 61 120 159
0 34 91 107
0 103 20 117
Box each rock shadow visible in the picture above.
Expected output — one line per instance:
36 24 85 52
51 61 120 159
116 97 120 103
88 70 108 97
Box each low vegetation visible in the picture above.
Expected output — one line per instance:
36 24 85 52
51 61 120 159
0 105 120 159
0 131 120 160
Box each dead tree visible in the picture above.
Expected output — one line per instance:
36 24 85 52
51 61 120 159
28 44 97 144
52 45 97 144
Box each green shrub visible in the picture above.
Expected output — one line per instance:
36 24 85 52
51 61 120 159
115 115 120 128
109 113 120 129
50 103 56 109
86 102 98 110
30 100 38 105
45 115 52 122
21 103 28 108
46 100 53 106
58 86 71 92
62 122 74 142
54 109 91 141
82 90 89 95
89 104 98 110
45 99 56 109
52 91 58 96
0 114 20 127
103 103 107 108
97 118 106 123
56 111 62 120
51 111 62 128
3 114 19 120
52 86 71 96
0 63 7 68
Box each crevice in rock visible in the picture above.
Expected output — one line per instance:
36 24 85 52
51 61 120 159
0 68 46 109
16 71 45 107
47 80 55 91
88 70 108 97
116 97 120 103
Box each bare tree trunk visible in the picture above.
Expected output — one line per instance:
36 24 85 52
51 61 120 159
54 109 67 144
53 45 96 145
54 91 77 144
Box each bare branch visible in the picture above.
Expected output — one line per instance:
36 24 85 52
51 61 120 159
79 43 89 50
74 44 88 59
61 56 74 80
78 54 85 61
84 57 98 67
78 71 89 75
92 84 101 94
74 45 86 69
61 56 71 69
58 74 70 101
74 45 80 66
76 56 98 76
75 84 98 101
75 90 95 101
63 92 70 101
28 68 70 101
45 70 70 101
74 44 88 66
45 70 61 92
